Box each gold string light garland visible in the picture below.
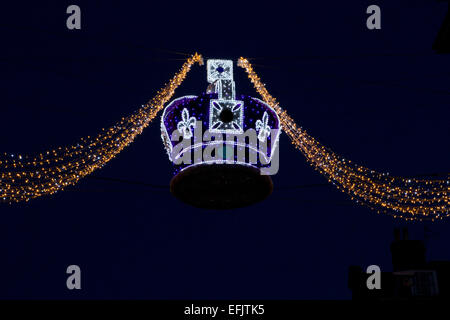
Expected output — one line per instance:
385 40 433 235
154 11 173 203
237 57 449 221
0 53 448 221
0 53 203 203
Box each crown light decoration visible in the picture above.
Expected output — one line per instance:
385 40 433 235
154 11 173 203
161 59 281 208
0 53 448 220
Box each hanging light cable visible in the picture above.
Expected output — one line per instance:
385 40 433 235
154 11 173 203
0 53 203 203
238 57 449 221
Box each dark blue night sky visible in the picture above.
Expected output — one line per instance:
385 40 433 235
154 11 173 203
0 1 449 299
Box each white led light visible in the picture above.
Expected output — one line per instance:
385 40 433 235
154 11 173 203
255 111 271 142
216 79 235 100
177 108 197 139
208 99 244 134
207 59 233 83
161 96 198 160
173 140 271 164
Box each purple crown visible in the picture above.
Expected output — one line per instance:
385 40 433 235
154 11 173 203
161 59 281 176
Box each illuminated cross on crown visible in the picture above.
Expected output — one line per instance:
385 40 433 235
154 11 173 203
207 59 244 134
160 58 281 209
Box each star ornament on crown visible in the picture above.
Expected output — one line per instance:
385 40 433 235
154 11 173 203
160 59 281 209
207 59 233 82
209 100 243 133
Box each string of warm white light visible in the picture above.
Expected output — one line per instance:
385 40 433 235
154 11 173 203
0 53 204 203
1 53 448 221
237 57 449 221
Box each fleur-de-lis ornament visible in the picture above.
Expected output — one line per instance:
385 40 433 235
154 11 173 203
177 108 196 139
255 111 271 142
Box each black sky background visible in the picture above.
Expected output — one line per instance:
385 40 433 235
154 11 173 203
0 1 449 299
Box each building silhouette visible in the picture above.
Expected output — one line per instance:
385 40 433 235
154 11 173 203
348 228 450 300
434 1 450 53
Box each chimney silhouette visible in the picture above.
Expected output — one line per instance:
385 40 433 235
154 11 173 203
403 227 409 240
390 228 426 272
394 228 401 241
